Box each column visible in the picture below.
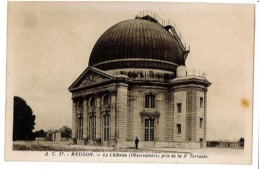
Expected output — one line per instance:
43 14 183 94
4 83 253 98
185 90 197 142
83 98 88 140
72 99 77 139
96 97 101 141
116 83 128 142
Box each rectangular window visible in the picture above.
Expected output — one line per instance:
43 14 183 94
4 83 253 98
150 95 155 108
145 94 155 109
177 103 182 113
177 124 181 134
150 128 154 141
150 119 154 127
200 118 203 128
90 116 96 140
144 119 155 141
145 129 149 141
103 115 110 141
145 95 149 108
145 119 149 127
200 97 204 108
77 116 83 140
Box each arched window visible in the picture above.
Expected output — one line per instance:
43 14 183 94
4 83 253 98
90 97 96 109
103 95 111 107
145 94 155 109
77 100 83 112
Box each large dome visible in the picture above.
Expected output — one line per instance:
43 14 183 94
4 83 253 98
89 16 189 72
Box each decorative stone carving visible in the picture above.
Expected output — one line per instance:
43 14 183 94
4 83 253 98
140 111 160 124
79 72 108 87
88 111 96 117
140 111 160 118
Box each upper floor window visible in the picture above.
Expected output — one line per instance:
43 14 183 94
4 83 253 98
177 103 182 113
90 97 97 109
200 97 204 108
103 95 111 107
90 97 96 109
145 94 155 109
77 100 83 113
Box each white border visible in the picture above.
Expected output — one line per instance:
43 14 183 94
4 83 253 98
0 0 258 169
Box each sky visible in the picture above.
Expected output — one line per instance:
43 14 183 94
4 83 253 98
6 2 254 141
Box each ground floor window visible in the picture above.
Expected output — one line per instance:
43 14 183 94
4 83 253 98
177 103 182 113
89 116 96 140
144 119 154 141
77 116 83 140
103 115 110 141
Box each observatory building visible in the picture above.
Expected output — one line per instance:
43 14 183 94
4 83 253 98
69 12 211 148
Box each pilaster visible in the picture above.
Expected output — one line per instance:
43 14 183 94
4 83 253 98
186 90 197 142
165 90 174 141
116 83 128 142
110 94 116 139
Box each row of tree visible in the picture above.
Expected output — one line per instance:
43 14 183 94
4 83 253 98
13 96 71 141
34 126 72 138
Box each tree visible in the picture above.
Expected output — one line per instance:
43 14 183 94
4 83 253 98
59 126 72 138
13 96 36 141
34 129 46 137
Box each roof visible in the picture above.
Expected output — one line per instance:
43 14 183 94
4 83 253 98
88 16 189 72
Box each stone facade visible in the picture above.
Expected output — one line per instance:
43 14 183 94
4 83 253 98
69 67 211 148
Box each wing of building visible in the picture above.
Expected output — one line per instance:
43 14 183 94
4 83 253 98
68 13 211 148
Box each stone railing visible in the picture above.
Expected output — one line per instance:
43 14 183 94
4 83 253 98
135 10 189 51
186 69 207 78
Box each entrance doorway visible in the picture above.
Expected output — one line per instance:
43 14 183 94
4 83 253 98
144 119 155 148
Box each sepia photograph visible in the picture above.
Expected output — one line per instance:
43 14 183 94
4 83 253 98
4 1 254 164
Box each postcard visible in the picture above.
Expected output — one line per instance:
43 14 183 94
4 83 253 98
5 1 254 164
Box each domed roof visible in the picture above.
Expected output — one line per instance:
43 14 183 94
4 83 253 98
89 16 189 72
